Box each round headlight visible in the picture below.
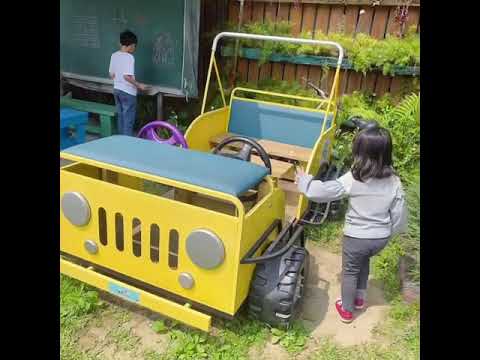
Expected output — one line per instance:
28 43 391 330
186 229 225 269
61 192 91 226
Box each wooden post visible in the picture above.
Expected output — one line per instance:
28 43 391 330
156 93 164 120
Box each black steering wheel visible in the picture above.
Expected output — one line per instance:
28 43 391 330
212 136 272 175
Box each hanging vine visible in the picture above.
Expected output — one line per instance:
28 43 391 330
394 0 413 38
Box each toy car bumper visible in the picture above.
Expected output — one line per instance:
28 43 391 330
60 257 212 331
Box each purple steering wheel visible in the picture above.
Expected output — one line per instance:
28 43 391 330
137 120 188 148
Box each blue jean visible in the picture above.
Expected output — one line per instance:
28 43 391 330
113 89 137 136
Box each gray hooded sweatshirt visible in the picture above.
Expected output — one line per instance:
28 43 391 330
297 171 408 239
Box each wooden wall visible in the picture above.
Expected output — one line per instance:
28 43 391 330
199 0 420 97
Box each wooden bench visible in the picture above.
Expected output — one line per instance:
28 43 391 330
210 132 312 163
210 132 313 180
60 96 116 137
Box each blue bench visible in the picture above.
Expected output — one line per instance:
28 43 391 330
61 135 269 196
228 98 333 149
60 107 88 150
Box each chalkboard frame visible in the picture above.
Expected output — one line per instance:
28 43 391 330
60 0 200 98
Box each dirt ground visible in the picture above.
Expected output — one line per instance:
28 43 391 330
76 244 388 359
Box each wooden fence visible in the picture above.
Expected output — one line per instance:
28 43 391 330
199 0 420 98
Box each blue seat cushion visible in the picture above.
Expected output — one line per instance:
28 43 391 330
62 135 268 196
228 99 333 148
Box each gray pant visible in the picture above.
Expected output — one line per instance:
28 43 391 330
341 235 390 312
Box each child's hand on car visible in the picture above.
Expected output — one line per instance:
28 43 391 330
295 167 305 184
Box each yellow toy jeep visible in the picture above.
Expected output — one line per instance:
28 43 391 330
60 32 344 331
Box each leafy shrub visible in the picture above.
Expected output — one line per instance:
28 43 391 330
372 239 405 301
223 20 420 75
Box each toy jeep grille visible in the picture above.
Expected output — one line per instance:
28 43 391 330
97 207 179 269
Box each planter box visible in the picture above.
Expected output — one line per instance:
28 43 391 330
221 46 420 77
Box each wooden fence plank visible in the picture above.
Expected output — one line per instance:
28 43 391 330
284 64 297 82
252 1 265 22
314 5 331 35
259 63 273 81
406 6 420 33
243 0 254 21
385 6 400 36
248 60 260 83
272 63 285 81
361 72 377 94
308 66 323 87
374 75 392 97
290 2 303 35
328 5 345 33
276 2 290 21
355 6 374 34
296 65 310 87
389 76 406 96
237 58 249 82
264 2 276 22
228 0 240 24
344 6 359 34
370 6 389 38
347 71 363 93
302 4 317 34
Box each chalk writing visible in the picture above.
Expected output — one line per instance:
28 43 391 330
112 8 128 26
71 15 100 49
152 33 175 65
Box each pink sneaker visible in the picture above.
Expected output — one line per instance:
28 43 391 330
335 300 353 323
354 298 365 310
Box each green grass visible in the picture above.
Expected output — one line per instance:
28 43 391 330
140 315 271 360
305 221 344 254
110 326 141 352
60 275 105 360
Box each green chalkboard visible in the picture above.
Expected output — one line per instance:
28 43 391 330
60 0 200 97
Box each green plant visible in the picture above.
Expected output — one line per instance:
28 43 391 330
338 91 420 180
305 217 345 254
158 316 269 360
60 276 103 323
270 322 310 354
110 326 141 351
223 20 419 75
372 239 405 301
402 171 420 283
60 275 105 360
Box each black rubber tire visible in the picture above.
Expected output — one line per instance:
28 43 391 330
247 245 310 328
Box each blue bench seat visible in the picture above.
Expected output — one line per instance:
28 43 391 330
61 135 268 196
228 98 333 149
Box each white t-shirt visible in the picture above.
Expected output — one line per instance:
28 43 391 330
109 51 137 96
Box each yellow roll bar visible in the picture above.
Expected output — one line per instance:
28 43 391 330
201 31 344 120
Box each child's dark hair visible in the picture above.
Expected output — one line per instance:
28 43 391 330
120 30 137 46
351 126 394 182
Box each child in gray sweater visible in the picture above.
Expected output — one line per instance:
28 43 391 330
296 126 408 323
